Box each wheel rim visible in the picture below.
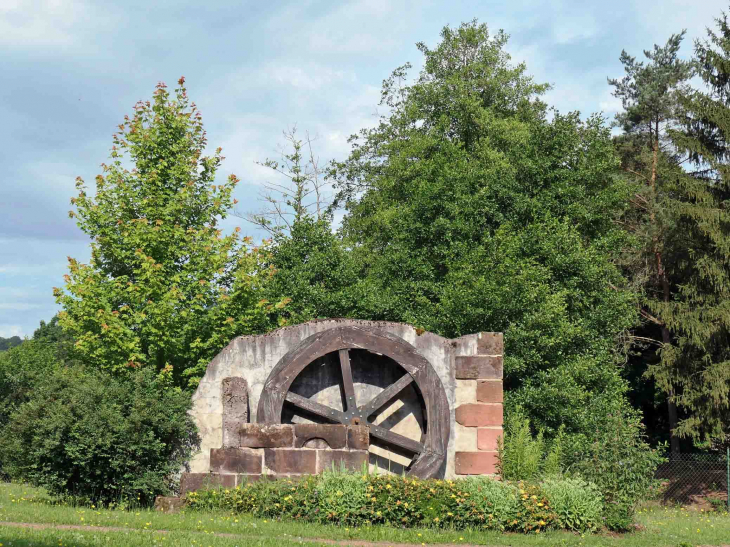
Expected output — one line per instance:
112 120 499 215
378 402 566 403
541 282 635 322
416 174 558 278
257 326 450 478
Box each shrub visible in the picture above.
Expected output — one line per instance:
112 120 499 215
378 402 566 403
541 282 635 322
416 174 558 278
458 476 521 531
186 474 596 534
0 365 199 506
497 408 564 480
541 477 603 532
564 400 665 531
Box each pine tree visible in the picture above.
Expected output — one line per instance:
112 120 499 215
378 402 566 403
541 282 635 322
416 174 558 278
650 12 730 448
609 33 694 453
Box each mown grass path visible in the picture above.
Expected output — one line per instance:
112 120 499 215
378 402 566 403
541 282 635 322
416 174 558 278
2 482 730 546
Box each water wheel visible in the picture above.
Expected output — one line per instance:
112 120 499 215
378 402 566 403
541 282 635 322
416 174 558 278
257 326 450 478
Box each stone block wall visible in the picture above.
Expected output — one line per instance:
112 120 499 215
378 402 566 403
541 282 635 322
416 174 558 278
452 332 503 475
181 423 370 493
188 319 504 480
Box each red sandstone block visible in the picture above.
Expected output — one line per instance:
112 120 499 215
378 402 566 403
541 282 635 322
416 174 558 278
239 424 294 448
477 332 503 355
454 452 498 475
317 449 369 473
210 448 263 474
347 425 370 450
477 428 503 451
476 380 503 403
455 403 503 427
455 356 503 379
264 448 317 474
294 424 347 449
180 472 236 494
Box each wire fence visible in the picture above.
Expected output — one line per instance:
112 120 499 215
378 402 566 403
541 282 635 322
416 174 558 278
655 450 730 508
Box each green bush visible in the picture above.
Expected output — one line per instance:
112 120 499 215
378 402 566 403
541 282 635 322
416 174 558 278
187 474 602 534
541 477 603 532
564 400 665 531
0 365 199 506
497 408 564 481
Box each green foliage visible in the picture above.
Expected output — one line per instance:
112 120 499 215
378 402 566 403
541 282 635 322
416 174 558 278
0 338 62 429
0 335 22 352
497 402 662 531
0 365 199 506
264 217 361 323
497 408 564 480
310 20 638 443
187 474 597 534
541 477 603 532
565 402 666 531
55 78 284 388
650 12 730 448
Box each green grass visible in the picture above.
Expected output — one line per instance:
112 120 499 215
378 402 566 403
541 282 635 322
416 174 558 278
1 482 730 546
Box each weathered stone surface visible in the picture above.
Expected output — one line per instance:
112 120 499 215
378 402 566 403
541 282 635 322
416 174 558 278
317 449 369 473
240 424 294 448
154 496 184 513
222 377 249 448
180 472 236 494
188 318 505 479
455 403 503 427
455 379 477 405
476 380 503 403
477 332 503 355
454 356 503 380
294 424 347 449
347 425 370 450
454 422 477 452
454 452 498 475
210 448 263 474
477 428 503 451
264 448 317 474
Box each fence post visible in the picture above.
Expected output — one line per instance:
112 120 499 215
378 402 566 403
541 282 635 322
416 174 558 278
727 447 729 512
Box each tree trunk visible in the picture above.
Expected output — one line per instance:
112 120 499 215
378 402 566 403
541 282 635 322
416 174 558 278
657 248 680 454
649 118 680 453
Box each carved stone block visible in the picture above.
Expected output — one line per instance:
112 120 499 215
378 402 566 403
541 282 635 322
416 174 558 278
222 377 249 448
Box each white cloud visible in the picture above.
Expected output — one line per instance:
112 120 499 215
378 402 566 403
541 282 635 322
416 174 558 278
0 0 88 48
0 325 24 338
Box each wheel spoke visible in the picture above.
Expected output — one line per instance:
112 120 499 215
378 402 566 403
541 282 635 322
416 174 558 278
339 349 356 411
369 423 424 454
285 392 345 423
359 373 414 418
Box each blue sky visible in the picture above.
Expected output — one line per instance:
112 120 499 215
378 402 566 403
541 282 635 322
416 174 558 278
1 0 725 338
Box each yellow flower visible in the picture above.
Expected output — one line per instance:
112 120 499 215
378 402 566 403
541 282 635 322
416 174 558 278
531 495 537 500
386 484 392 489
537 502 543 507
433 517 439 523
539 520 546 526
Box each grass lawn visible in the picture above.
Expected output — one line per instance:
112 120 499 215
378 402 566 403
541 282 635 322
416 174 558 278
1 482 729 546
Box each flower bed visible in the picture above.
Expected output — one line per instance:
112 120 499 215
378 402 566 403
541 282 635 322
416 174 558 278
185 473 604 534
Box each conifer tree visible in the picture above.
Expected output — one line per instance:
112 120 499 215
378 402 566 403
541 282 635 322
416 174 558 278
56 78 284 388
609 33 694 453
650 12 730 448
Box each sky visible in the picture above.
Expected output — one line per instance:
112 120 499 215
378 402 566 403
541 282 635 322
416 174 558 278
0 0 726 339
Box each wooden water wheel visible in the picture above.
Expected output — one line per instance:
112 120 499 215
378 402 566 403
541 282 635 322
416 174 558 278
257 326 450 478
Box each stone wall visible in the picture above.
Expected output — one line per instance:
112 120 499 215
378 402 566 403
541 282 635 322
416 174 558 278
187 319 503 482
181 423 370 493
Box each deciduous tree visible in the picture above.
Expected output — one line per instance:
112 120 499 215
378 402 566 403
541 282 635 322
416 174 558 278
56 78 284 388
